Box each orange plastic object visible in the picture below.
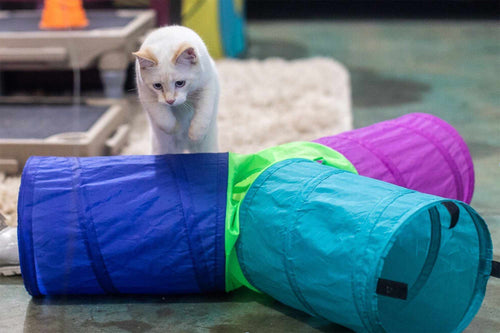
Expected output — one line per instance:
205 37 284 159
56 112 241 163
39 0 89 30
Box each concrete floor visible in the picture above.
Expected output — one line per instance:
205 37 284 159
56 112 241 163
1 20 499 332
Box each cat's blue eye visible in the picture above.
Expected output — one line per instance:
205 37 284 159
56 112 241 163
175 81 186 88
152 83 163 90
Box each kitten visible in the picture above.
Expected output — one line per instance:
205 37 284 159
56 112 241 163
133 26 219 154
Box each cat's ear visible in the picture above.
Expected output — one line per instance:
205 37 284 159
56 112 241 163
173 44 197 66
132 48 158 69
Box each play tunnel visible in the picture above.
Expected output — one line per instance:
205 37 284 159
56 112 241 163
236 158 492 332
18 153 228 296
315 113 475 203
17 115 495 332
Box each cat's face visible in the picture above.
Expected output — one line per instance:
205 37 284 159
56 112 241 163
134 45 200 107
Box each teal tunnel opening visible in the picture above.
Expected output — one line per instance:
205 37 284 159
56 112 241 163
376 202 485 333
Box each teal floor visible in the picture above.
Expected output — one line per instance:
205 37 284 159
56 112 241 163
1 20 499 332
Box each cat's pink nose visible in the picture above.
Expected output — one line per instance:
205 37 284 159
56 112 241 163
166 99 175 105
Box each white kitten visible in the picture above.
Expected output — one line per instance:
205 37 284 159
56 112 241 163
134 26 219 154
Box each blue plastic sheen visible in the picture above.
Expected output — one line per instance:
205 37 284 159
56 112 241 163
236 159 492 333
18 153 228 296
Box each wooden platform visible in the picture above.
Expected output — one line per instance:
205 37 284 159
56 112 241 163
0 10 155 97
0 97 130 175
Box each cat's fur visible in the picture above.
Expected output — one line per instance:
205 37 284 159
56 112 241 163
134 26 219 154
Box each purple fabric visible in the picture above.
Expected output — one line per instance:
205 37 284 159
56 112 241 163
314 113 474 203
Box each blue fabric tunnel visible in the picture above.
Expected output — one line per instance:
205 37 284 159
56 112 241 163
236 159 493 333
18 154 227 296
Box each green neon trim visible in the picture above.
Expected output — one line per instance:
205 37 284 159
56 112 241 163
225 141 358 292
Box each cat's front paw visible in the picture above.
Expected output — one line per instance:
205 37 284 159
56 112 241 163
163 119 178 134
188 124 208 142
157 112 177 134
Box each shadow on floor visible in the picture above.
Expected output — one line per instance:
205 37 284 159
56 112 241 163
22 288 352 333
350 67 431 108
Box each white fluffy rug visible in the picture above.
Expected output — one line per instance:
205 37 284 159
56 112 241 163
0 57 352 225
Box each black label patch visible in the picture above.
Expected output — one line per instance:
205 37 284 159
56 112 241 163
491 261 500 278
376 278 408 300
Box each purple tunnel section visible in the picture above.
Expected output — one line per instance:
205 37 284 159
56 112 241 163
314 113 474 204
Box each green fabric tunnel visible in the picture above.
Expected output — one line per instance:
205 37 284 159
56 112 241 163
234 158 493 333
